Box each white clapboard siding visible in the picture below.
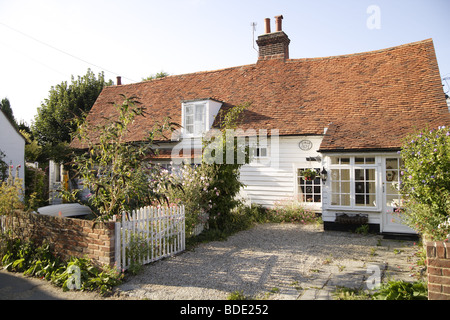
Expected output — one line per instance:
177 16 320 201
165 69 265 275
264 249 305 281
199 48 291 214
240 136 324 208
115 205 185 271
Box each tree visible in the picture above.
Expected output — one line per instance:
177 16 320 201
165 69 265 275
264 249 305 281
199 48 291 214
399 125 450 240
199 103 250 229
32 69 113 162
141 71 169 81
0 98 18 129
68 95 178 221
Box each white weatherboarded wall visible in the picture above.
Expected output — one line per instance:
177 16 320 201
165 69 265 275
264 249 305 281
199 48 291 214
0 111 25 184
239 136 324 209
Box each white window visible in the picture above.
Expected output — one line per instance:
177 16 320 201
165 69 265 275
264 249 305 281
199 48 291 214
182 99 222 137
385 158 403 208
329 156 379 209
255 146 268 158
297 168 322 203
184 102 206 135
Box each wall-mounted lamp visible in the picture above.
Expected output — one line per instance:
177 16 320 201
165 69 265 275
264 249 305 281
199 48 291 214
320 167 328 182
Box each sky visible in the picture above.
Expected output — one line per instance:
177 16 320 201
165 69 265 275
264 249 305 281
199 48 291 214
0 0 449 125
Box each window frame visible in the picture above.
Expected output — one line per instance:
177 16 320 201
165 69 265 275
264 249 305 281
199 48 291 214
296 167 322 204
328 156 381 211
182 102 207 137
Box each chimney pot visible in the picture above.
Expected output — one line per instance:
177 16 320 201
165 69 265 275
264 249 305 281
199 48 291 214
116 76 122 85
275 15 283 32
264 18 271 34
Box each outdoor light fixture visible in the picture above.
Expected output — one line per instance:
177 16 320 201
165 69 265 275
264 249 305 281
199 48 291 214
320 167 328 182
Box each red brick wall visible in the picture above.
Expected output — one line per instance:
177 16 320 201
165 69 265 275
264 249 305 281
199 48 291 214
2 211 116 266
426 241 450 300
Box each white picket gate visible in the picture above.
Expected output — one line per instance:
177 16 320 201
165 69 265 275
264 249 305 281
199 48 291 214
114 205 185 272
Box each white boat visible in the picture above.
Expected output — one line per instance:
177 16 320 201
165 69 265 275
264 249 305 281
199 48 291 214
37 203 92 218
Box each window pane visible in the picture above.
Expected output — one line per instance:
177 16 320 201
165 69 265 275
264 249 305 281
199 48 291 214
366 169 376 180
331 169 340 180
366 182 376 193
386 182 398 194
341 182 350 193
355 195 365 205
386 194 401 207
341 194 350 206
367 194 376 207
195 104 205 121
365 157 375 164
386 158 398 169
355 169 365 180
341 158 350 164
331 182 340 193
341 169 350 180
331 194 340 205
330 157 339 164
355 157 365 164
355 182 365 193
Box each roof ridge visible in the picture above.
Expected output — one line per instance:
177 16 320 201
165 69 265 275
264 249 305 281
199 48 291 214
287 38 433 63
108 39 434 89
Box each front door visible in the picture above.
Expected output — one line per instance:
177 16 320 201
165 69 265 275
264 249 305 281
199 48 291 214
381 157 416 234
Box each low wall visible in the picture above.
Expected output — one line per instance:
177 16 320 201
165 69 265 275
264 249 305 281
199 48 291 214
2 211 115 266
426 241 450 300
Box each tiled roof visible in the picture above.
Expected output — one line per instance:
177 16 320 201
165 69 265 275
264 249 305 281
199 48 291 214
71 38 449 152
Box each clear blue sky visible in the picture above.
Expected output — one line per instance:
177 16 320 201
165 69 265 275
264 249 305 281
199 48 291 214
0 0 449 125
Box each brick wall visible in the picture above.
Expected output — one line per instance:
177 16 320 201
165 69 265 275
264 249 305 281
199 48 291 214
256 31 290 60
426 241 450 300
2 211 116 266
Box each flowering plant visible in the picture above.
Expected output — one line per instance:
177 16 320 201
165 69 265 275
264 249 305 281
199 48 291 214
0 164 24 217
399 125 450 240
301 168 317 180
156 163 220 235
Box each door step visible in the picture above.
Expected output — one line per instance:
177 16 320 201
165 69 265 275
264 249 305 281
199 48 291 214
382 232 419 241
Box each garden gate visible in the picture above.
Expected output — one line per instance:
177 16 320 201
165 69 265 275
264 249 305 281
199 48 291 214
114 205 185 271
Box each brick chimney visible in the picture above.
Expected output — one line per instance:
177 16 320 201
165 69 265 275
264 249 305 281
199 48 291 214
116 76 122 85
256 15 290 61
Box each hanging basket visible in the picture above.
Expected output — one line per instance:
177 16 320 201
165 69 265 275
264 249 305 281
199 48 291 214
301 169 317 181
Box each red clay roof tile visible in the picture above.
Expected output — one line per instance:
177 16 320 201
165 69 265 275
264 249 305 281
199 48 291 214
71 39 449 152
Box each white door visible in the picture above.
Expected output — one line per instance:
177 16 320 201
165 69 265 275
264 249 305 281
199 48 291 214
381 157 416 234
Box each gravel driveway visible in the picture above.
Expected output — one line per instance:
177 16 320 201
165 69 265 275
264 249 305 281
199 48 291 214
118 223 423 300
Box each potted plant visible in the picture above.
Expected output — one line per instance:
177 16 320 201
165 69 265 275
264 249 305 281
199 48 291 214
301 168 317 181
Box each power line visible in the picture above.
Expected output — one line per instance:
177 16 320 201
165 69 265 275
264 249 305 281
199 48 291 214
0 21 137 83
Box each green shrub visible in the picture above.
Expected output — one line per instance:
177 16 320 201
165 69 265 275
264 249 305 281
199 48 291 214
0 236 123 296
399 125 450 240
267 198 319 224
372 280 427 300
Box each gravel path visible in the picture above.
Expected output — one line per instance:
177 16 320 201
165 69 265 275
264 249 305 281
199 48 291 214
118 223 423 300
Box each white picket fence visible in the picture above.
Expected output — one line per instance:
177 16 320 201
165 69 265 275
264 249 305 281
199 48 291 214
114 205 185 272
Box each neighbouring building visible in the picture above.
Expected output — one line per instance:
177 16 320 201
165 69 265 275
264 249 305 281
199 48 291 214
0 109 25 186
70 15 449 235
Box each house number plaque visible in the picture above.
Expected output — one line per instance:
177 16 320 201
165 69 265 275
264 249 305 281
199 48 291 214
299 140 313 151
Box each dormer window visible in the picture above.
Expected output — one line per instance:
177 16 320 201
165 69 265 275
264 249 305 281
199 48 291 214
182 99 222 137
184 102 206 135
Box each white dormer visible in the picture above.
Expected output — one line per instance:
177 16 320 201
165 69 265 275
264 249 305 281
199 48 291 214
181 99 222 137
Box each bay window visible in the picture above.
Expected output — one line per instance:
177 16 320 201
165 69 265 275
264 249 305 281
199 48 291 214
329 156 379 209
